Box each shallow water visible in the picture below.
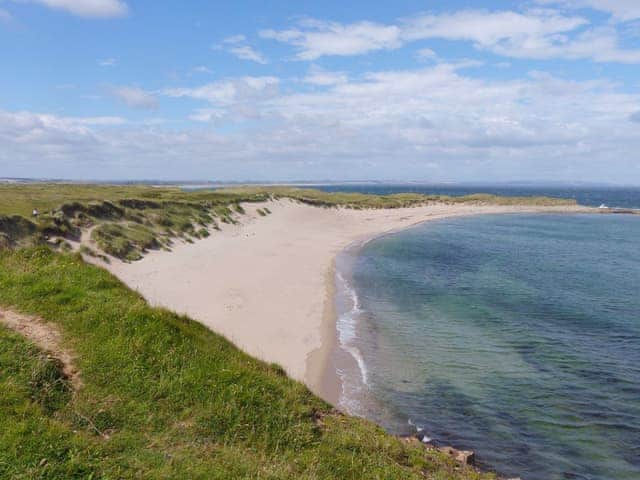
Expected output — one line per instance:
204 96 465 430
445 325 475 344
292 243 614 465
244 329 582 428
339 214 640 480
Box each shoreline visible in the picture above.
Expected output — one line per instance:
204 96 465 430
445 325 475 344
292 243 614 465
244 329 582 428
94 201 595 406
304 259 341 406
306 235 388 415
305 207 591 410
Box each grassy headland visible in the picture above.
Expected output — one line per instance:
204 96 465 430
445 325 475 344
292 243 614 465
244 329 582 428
0 247 493 479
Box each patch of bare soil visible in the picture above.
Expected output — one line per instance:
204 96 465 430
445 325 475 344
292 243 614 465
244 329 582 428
0 308 81 390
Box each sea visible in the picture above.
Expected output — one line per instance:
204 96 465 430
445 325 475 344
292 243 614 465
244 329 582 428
328 185 640 480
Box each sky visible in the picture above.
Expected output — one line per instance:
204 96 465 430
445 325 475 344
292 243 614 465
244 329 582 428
1 0 639 183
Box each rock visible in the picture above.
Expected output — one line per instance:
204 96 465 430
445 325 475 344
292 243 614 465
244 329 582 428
438 446 475 465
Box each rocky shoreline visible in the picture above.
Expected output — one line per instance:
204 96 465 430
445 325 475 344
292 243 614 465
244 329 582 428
402 432 522 480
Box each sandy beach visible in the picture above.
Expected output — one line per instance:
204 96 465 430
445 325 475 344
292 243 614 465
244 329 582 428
100 200 592 405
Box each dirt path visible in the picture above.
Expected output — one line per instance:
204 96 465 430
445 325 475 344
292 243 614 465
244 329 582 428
0 308 81 390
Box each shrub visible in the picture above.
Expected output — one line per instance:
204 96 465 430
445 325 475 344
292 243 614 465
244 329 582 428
233 203 246 214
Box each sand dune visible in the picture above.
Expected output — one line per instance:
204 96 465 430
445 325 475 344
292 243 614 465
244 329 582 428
101 200 592 403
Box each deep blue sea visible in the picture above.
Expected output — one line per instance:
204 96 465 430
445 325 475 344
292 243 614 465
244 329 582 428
336 213 640 480
314 184 640 210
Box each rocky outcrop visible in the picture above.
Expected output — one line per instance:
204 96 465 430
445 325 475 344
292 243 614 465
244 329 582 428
438 445 475 465
401 432 524 479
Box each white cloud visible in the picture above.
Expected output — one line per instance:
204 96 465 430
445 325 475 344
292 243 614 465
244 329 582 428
303 66 348 86
158 65 640 181
5 64 639 182
261 10 640 63
260 19 402 60
107 85 158 110
188 108 226 123
630 111 640 123
71 116 126 126
0 109 242 180
0 111 125 156
228 45 268 64
214 35 268 64
416 48 437 60
163 76 279 106
192 66 213 75
482 24 640 63
98 57 117 67
32 0 128 18
537 0 640 21
222 34 246 44
403 10 587 47
164 82 237 105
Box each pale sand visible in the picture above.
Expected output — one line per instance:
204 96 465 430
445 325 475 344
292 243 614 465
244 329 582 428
99 200 592 404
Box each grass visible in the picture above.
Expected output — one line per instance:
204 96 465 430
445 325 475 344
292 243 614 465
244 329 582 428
0 183 576 218
0 183 578 262
0 247 494 479
92 223 161 261
222 186 578 209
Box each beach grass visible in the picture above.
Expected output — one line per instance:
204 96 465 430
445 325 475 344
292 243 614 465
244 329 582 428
0 183 576 217
221 186 578 209
0 247 493 479
0 183 578 262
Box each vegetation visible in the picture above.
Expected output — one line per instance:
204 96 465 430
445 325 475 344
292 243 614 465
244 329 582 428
222 186 578 210
0 183 578 262
0 247 494 479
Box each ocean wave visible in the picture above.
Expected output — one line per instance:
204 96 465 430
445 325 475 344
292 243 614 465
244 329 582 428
335 270 369 387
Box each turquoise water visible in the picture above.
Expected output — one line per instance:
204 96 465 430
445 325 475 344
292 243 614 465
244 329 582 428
340 214 640 480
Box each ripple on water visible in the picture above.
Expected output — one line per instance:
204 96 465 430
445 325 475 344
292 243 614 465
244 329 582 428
342 214 640 480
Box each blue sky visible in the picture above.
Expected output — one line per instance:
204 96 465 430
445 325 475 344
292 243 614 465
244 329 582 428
1 0 639 183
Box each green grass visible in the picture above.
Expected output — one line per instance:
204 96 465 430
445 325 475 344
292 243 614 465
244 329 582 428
222 186 578 209
0 247 494 479
0 183 578 261
0 183 576 217
92 223 161 261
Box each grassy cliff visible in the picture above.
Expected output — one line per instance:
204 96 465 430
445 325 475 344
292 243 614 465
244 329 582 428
0 247 493 479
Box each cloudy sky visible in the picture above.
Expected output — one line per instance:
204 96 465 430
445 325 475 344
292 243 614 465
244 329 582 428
1 0 639 183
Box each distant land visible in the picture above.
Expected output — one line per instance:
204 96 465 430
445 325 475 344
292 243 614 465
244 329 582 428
1 177 638 188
